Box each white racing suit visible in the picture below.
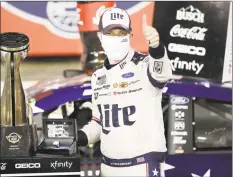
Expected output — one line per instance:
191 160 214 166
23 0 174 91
81 43 172 177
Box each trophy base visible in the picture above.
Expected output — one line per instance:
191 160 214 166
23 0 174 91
36 118 78 156
1 124 37 157
37 138 77 156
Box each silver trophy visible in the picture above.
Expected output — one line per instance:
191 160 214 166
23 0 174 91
1 32 37 157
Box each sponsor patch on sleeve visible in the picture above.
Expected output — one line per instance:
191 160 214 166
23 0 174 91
153 61 163 74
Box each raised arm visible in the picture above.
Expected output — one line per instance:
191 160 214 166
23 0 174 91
142 14 172 89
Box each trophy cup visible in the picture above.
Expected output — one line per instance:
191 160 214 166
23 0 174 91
1 32 37 157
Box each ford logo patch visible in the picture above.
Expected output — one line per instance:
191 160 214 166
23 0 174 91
122 72 134 78
171 97 189 104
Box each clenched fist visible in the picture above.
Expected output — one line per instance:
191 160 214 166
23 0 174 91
142 14 160 48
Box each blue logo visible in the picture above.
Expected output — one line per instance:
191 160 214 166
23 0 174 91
122 72 134 78
171 97 189 104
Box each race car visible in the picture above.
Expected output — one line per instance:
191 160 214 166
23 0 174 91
25 70 232 177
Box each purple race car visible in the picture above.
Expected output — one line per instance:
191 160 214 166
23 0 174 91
25 68 232 177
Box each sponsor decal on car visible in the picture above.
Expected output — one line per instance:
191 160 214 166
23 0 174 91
171 96 189 104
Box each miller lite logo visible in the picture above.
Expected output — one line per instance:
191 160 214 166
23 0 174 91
110 13 124 20
98 104 136 134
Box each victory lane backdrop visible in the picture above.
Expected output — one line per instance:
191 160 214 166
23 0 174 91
153 1 230 81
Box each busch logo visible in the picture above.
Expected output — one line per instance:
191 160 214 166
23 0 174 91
110 13 124 20
176 5 205 23
170 24 207 41
98 104 136 134
15 163 41 169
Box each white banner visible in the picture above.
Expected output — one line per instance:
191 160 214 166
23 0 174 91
222 3 232 83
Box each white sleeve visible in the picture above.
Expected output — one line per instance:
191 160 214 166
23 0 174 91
80 74 102 144
146 44 173 89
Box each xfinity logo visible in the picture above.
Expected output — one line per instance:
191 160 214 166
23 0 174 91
170 57 204 75
50 161 73 169
15 163 41 169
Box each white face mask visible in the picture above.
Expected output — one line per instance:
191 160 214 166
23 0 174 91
100 34 130 64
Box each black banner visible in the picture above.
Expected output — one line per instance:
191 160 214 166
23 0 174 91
153 2 230 82
0 155 80 177
167 95 194 154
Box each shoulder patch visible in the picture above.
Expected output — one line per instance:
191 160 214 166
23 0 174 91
92 68 107 86
131 52 149 65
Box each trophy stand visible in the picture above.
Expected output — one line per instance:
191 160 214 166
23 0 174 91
0 32 37 157
0 32 81 177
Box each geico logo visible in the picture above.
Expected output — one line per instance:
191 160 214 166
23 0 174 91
170 57 204 75
15 163 41 169
168 43 206 56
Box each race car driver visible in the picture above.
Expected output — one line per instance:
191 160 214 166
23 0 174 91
77 7 173 177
